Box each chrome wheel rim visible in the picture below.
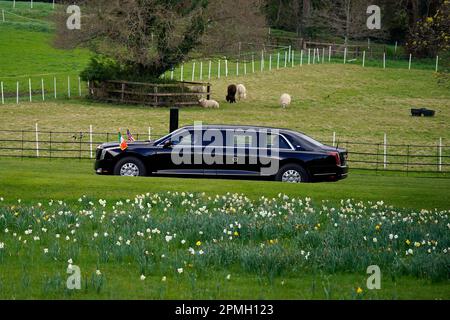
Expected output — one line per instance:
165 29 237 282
120 163 140 177
282 170 301 183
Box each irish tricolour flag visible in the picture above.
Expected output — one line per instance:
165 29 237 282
118 132 128 151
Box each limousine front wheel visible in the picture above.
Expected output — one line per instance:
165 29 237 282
276 164 309 183
114 157 147 177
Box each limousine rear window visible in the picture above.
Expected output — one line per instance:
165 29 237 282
293 132 324 147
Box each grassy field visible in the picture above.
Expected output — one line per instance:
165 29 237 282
0 1 90 92
0 158 450 209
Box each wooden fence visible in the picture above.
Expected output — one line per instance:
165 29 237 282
89 80 212 107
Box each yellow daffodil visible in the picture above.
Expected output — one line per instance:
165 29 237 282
406 239 411 245
356 287 363 294
196 241 202 246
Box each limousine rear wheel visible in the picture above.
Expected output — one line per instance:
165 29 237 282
276 164 309 183
114 157 146 177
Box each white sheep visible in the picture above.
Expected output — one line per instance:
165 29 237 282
199 98 220 109
280 93 291 108
236 84 247 100
192 85 207 100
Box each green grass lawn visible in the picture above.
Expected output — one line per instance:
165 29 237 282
0 158 449 209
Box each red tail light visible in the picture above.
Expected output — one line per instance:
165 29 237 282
328 151 341 166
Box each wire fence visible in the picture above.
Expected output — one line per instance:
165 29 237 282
0 128 448 175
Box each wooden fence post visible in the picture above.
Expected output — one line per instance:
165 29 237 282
409 54 412 70
383 133 387 169
16 81 19 104
208 60 212 80
261 51 264 72
439 137 442 172
207 84 211 100
89 125 93 159
436 56 439 72
54 76 57 98
199 61 203 81
0 81 4 104
225 59 228 77
67 76 71 98
277 52 280 69
180 63 184 82
218 59 221 78
28 78 32 102
35 123 39 158
41 78 45 101
363 51 366 67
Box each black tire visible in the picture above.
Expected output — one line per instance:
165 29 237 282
275 163 310 183
113 157 147 177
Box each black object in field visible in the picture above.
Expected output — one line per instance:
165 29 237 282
411 108 435 117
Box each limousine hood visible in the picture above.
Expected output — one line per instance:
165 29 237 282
99 141 154 149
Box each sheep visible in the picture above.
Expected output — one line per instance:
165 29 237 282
191 85 207 100
236 84 247 100
226 84 237 103
280 93 292 108
199 98 220 109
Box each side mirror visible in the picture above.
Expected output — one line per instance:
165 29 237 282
163 140 173 148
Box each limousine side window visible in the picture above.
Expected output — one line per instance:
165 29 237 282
234 134 254 148
263 134 292 150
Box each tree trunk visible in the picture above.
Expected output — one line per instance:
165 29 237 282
345 0 351 45
275 0 283 26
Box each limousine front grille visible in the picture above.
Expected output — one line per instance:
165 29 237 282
96 148 103 160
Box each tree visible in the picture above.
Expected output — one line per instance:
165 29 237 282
55 0 267 80
406 0 449 57
55 0 209 79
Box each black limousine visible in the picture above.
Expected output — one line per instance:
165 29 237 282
95 125 348 183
